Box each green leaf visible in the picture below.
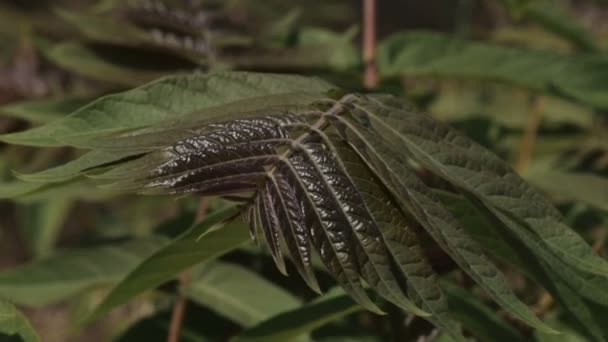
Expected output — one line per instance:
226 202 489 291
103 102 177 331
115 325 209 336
0 96 92 124
442 282 524 342
296 26 360 70
0 237 167 307
0 71 334 147
0 181 44 200
16 149 145 184
41 42 182 87
233 288 362 342
524 166 608 211
18 199 73 258
497 0 600 52
56 9 149 47
429 84 594 129
0 300 39 342
329 99 555 334
348 94 608 278
88 206 248 322
436 190 608 341
182 261 301 327
378 31 608 109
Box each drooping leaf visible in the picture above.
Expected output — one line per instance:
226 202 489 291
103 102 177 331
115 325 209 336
436 190 608 341
326 98 554 333
0 300 39 342
88 206 247 321
342 94 608 278
0 237 167 307
233 288 361 342
378 31 608 109
182 261 301 327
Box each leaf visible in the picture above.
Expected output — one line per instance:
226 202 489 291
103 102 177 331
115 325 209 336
442 282 524 342
41 42 186 87
5 73 595 337
56 9 150 47
0 96 92 124
88 206 248 321
0 181 44 200
0 300 39 342
182 261 301 327
18 199 73 258
378 31 608 109
233 288 362 342
345 94 608 278
497 0 600 52
296 26 360 70
429 83 594 129
0 71 334 147
436 190 608 341
524 166 608 211
0 237 167 307
15 149 146 184
327 99 554 333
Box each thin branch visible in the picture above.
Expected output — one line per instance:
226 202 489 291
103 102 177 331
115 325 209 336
363 0 378 89
167 198 209 342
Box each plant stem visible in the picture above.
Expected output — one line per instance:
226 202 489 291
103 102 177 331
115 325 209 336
516 95 545 173
167 198 209 342
167 277 189 342
363 0 378 89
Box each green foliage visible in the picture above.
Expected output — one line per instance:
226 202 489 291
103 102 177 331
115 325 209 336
378 31 608 109
1 1 607 341
0 237 167 307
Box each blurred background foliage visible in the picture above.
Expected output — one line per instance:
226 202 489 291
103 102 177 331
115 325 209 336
0 0 607 341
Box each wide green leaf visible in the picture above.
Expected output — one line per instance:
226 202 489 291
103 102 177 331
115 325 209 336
233 288 362 342
378 31 608 109
0 300 39 342
88 206 248 321
0 237 167 307
182 261 301 327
